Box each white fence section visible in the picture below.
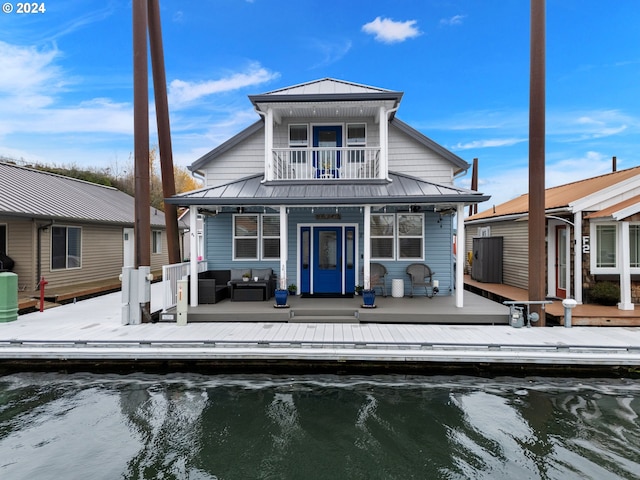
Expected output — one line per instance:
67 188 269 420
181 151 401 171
271 147 380 181
162 261 207 312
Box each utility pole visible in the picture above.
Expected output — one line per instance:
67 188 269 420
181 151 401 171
528 0 546 325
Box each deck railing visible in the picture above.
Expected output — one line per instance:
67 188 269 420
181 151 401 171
271 147 380 181
162 260 207 312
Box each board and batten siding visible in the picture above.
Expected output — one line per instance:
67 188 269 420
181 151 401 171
464 220 529 290
2 217 37 292
388 124 455 185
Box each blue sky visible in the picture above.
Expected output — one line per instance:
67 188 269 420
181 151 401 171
1 0 639 209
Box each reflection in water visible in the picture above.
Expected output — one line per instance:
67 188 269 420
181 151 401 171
1 374 639 479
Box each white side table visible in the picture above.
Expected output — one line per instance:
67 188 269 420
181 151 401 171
391 279 404 298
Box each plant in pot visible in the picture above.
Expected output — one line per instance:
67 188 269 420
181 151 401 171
361 275 377 307
287 283 297 295
355 285 363 296
274 278 289 307
242 272 251 282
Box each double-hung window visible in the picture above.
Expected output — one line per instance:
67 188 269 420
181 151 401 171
233 214 280 260
591 223 617 272
152 231 162 254
289 124 308 164
347 123 366 163
631 224 640 268
51 226 81 269
371 213 424 260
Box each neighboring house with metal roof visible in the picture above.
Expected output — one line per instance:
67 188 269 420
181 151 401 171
0 162 169 292
464 165 640 310
167 78 489 307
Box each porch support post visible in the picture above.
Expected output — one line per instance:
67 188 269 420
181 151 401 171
279 205 288 289
574 211 583 303
378 106 388 180
189 205 198 307
619 221 634 310
456 203 465 307
363 205 371 289
265 108 274 181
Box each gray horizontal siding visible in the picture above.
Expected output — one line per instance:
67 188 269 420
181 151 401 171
204 128 265 188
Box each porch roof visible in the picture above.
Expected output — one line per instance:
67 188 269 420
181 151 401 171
166 171 490 208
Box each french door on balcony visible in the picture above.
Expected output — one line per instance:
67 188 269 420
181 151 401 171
313 125 342 178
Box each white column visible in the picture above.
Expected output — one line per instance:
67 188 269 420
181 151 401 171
189 205 198 307
619 221 634 310
574 211 583 303
265 108 274 181
378 106 388 180
363 205 371 288
456 204 465 307
279 205 288 290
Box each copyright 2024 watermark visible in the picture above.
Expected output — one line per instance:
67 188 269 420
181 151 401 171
3 2 47 14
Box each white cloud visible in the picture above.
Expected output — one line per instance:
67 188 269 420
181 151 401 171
0 41 65 96
362 17 421 44
168 63 280 108
440 15 466 26
452 138 526 150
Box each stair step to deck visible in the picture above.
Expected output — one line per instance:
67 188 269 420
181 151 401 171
288 315 359 323
289 308 359 323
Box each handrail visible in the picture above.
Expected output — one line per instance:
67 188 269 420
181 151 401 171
162 260 207 312
271 146 380 180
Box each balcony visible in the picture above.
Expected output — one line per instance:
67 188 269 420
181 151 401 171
270 147 381 181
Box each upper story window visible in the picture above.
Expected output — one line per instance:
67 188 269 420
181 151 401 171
289 124 308 163
347 123 366 163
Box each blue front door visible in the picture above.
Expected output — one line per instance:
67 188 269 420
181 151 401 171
313 227 342 293
313 126 342 178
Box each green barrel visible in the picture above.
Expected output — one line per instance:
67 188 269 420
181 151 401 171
0 272 18 322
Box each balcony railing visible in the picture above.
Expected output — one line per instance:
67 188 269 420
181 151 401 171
271 147 380 181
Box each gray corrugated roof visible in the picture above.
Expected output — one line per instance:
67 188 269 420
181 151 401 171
166 171 489 207
0 162 166 226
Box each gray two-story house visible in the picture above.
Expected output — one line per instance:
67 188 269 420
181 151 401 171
167 78 488 307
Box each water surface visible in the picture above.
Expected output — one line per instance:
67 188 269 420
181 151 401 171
1 373 639 479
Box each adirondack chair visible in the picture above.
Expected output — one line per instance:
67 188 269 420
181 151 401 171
370 262 388 297
406 263 436 298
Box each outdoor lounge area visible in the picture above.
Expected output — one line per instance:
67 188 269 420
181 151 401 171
193 268 277 304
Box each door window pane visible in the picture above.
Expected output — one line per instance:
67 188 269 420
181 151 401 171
319 231 337 269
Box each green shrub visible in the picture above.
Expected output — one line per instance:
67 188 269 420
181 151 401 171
589 281 620 306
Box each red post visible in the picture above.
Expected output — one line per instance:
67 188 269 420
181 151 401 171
39 276 48 312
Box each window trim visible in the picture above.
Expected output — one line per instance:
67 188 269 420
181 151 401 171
50 225 82 270
590 221 618 274
152 230 162 254
233 213 281 261
370 213 425 261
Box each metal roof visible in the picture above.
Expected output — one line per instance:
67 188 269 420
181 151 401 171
0 162 166 226
467 165 640 222
166 171 489 207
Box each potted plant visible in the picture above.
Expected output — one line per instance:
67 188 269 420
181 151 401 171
355 285 363 296
242 272 251 282
361 275 377 307
287 283 297 295
274 278 289 307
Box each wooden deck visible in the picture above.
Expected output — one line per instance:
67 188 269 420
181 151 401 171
464 275 640 326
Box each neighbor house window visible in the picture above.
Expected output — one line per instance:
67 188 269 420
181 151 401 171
152 231 162 254
630 224 640 268
289 124 308 163
262 215 280 259
0 224 6 254
371 214 394 259
595 224 617 268
234 214 259 260
51 226 81 269
398 214 424 259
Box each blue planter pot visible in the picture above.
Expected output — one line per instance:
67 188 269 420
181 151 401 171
275 289 288 306
362 289 375 307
